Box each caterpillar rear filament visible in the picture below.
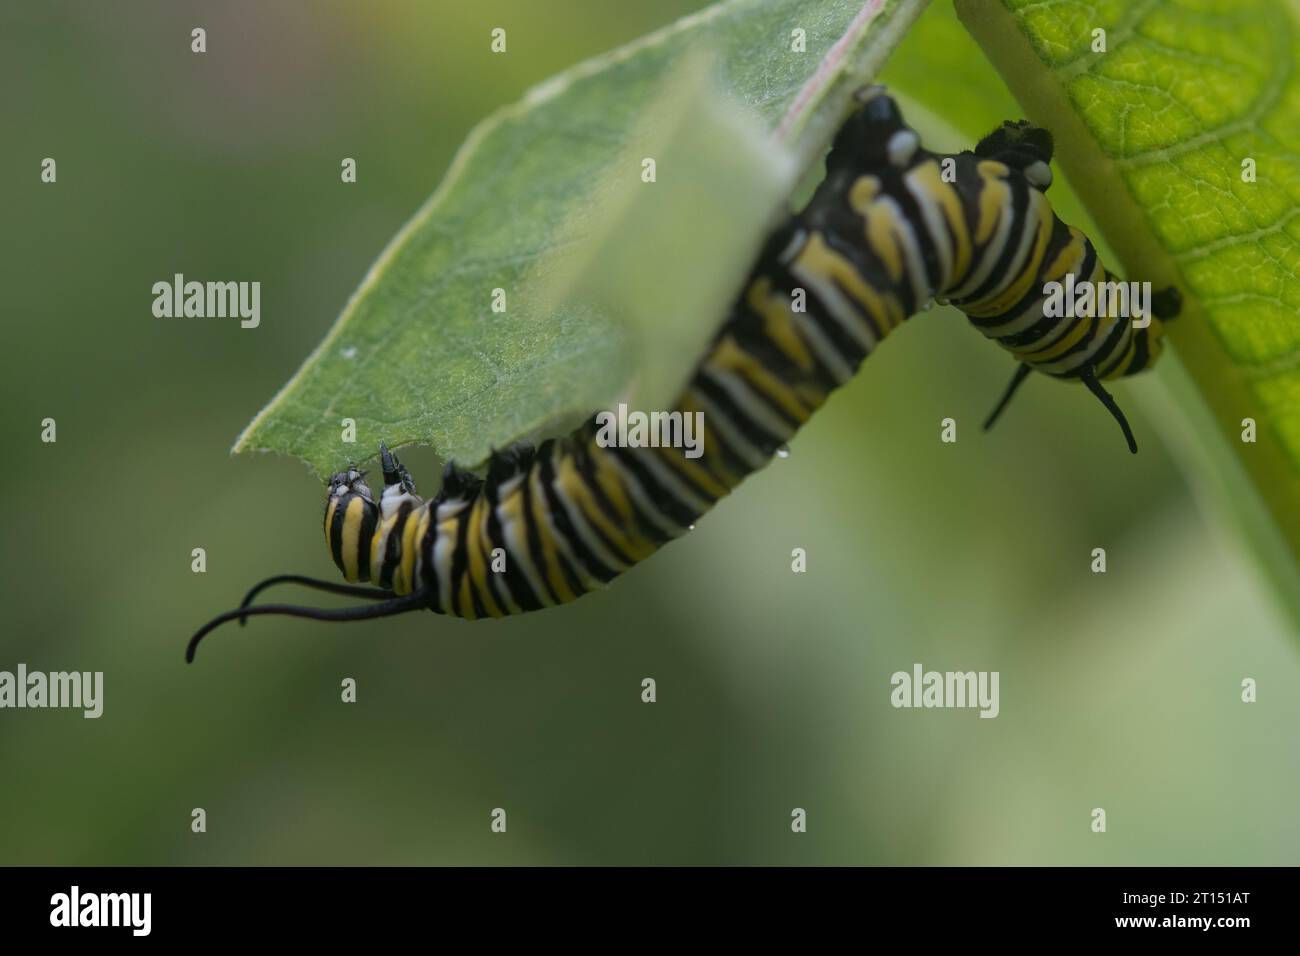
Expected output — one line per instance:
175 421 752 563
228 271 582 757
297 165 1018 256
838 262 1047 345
187 88 1180 661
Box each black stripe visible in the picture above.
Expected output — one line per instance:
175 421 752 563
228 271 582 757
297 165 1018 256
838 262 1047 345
766 259 871 373
558 451 638 569
465 509 503 618
967 216 1072 329
765 264 871 379
742 301 846 394
419 507 443 613
693 372 787 460
447 498 486 618
576 438 669 547
998 241 1098 351
526 441 588 601
379 500 413 590
726 333 814 431
674 391 759 489
355 502 377 582
483 479 543 612
606 444 699 533
729 284 840 394
328 495 349 575
1126 324 1152 374
877 162 944 301
539 444 618 584
819 226 894 339
1088 293 1134 375
519 452 563 605
1053 315 1103 377
804 185 913 318
957 175 1033 306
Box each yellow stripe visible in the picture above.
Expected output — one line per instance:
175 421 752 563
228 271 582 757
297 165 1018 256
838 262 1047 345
847 175 904 284
340 497 365 582
369 515 394 585
529 470 579 603
394 507 423 595
712 336 811 426
1020 315 1091 362
1043 227 1086 283
673 393 746 488
746 277 814 371
797 232 904 331
974 161 1010 245
913 161 972 285
585 441 653 526
847 174 879 208
556 454 654 562
656 445 733 503
465 496 504 618
495 485 532 555
1105 338 1140 379
649 430 731 501
436 513 460 601
963 196 1056 318
324 498 338 549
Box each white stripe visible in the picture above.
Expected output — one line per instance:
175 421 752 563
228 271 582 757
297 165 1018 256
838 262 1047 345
768 281 855 381
528 470 604 591
368 521 394 585
948 179 1014 301
790 307 855 383
433 499 469 612
551 471 631 574
1097 323 1135 376
600 452 688 539
788 259 878 351
876 193 931 307
979 189 1043 306
380 487 420 520
702 367 797 446
625 445 712 517
980 233 1090 339
777 228 808 265
495 488 556 608
979 293 1050 338
1037 317 1122 375
688 388 770 470
411 506 429 594
904 168 954 290
475 510 520 614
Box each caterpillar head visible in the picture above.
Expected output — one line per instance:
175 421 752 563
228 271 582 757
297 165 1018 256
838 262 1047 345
828 87 924 173
976 119 1055 191
327 466 373 502
324 466 379 582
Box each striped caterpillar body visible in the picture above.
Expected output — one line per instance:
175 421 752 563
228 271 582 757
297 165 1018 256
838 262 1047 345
187 88 1180 660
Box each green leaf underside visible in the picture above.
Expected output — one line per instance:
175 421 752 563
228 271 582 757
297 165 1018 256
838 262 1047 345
950 0 1300 584
235 0 928 478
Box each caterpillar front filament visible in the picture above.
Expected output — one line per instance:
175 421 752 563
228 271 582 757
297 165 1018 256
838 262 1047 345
187 88 1180 661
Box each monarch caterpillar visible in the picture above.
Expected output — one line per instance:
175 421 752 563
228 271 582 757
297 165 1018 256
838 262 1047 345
187 87 1180 661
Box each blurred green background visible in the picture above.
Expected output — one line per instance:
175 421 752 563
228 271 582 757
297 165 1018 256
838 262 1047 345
3 0 1297 865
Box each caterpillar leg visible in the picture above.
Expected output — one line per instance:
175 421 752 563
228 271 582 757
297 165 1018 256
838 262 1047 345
1081 369 1138 454
983 363 1034 432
